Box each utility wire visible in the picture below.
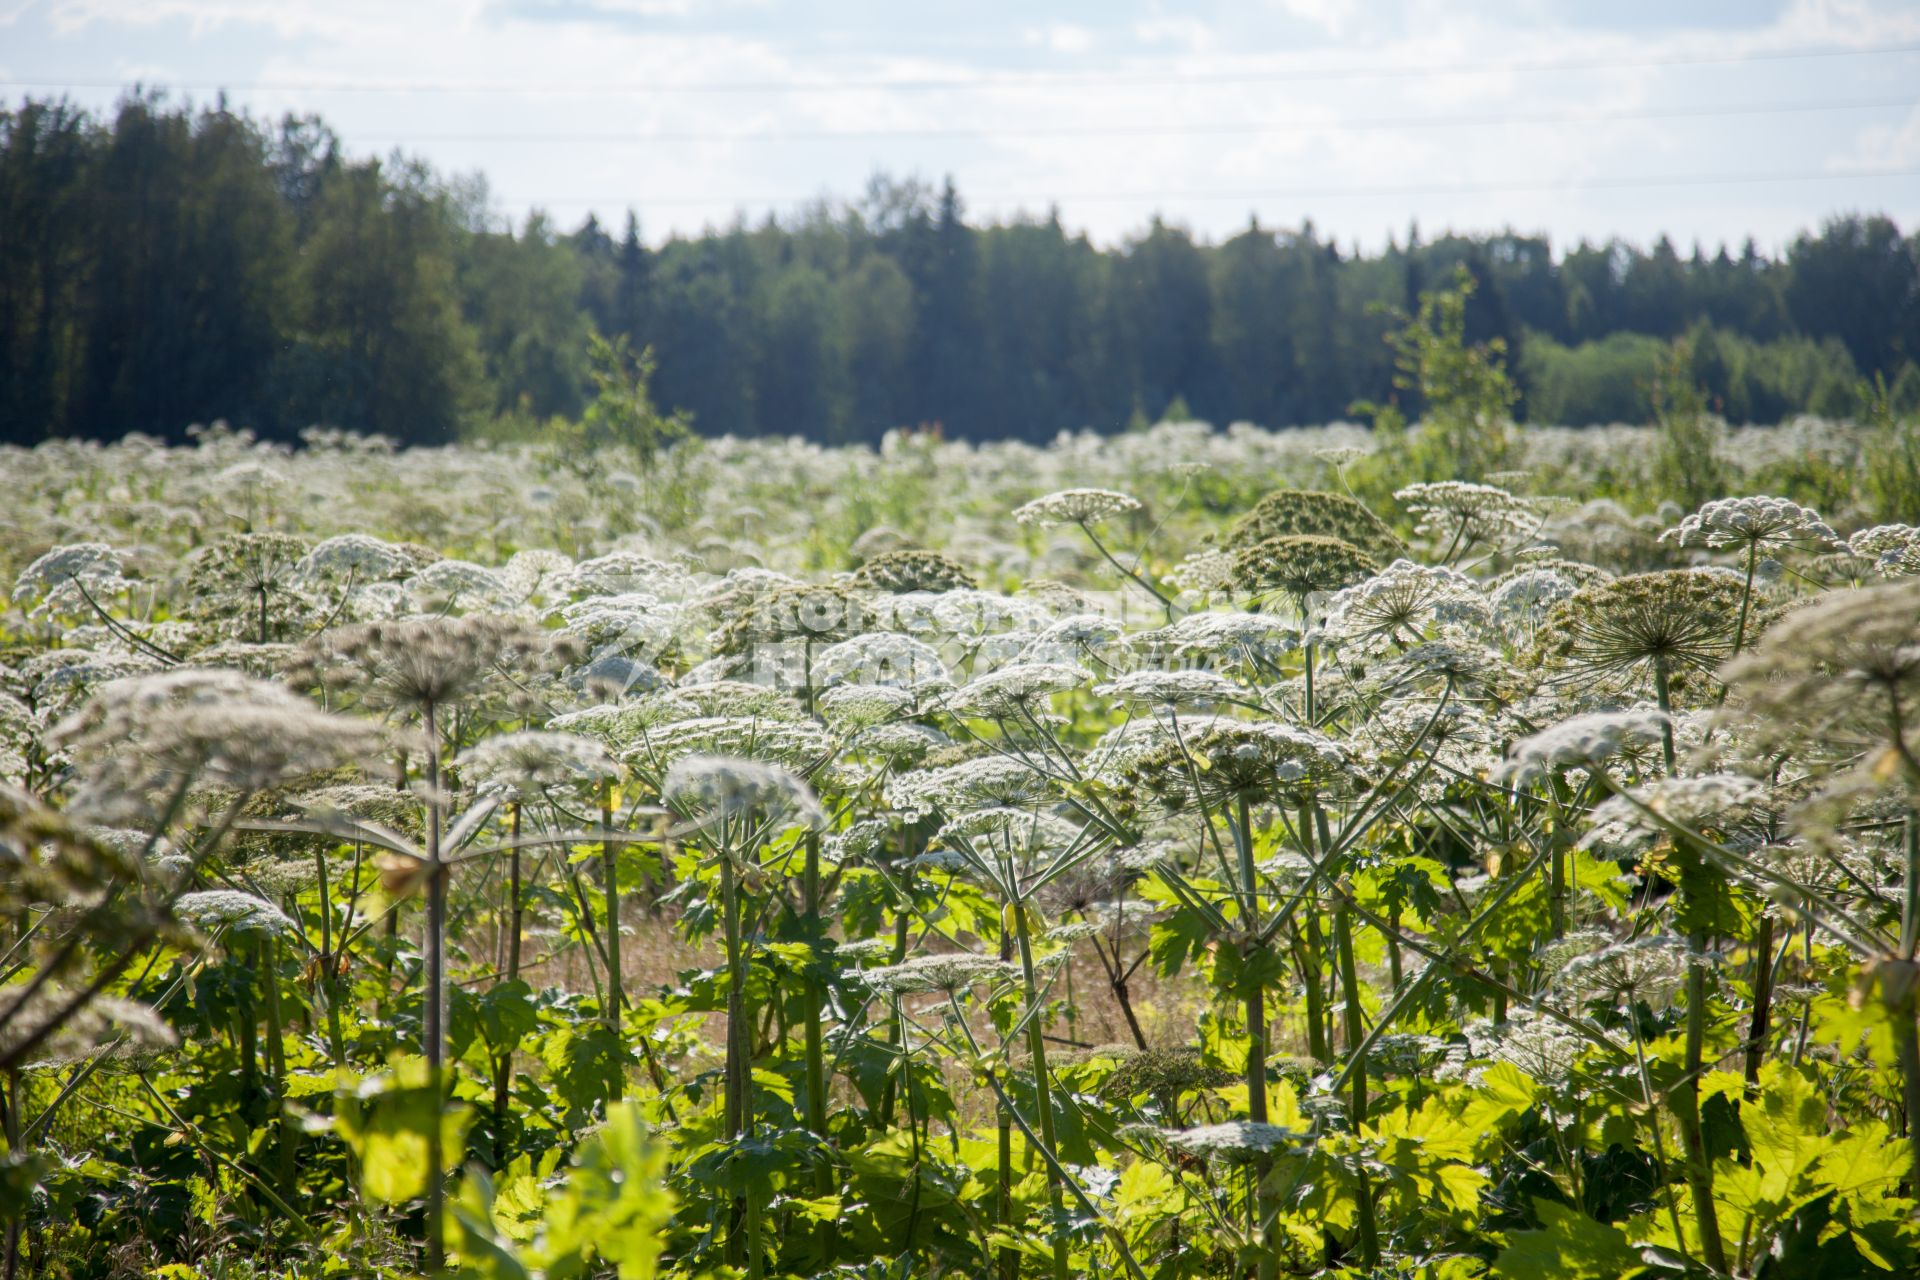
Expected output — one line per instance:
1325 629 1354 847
348 94 1920 145
6 40 1920 96
498 166 1920 210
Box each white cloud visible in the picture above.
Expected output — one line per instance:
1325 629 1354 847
1838 105 1920 170
1023 22 1094 55
1267 0 1365 38
10 0 1916 251
1129 17 1216 54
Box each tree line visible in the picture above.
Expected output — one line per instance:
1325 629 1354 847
3 93 1917 447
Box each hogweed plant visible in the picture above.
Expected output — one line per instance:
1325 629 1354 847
2 424 1920 1279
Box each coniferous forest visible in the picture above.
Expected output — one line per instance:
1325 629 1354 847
3 93 1917 447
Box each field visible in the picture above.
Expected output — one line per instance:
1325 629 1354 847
5 413 1920 1279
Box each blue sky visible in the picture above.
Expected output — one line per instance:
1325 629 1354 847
4 0 1918 251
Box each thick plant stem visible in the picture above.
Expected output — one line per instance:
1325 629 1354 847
1676 930 1728 1275
1732 542 1757 658
1901 810 1920 1198
1233 799 1269 1124
601 780 623 1101
1300 807 1331 1066
720 855 751 1266
1549 847 1566 940
421 702 447 1274
314 851 346 1064
877 905 911 1126
1302 915 1330 1064
493 802 523 1158
1108 948 1149 1050
236 971 259 1107
506 802 524 980
1653 653 1677 775
5 1070 20 1280
745 1194 766 1280
997 924 1017 1280
800 832 835 1264
1904 811 1920 962
1303 641 1317 725
800 835 827 1138
1230 797 1279 1280
1332 903 1379 1269
1743 915 1774 1087
1012 901 1071 1280
260 938 295 1201
1894 1002 1920 1200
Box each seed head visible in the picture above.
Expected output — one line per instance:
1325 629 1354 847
1229 535 1378 609
853 549 978 594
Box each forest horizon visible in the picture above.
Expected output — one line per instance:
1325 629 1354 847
3 92 1917 449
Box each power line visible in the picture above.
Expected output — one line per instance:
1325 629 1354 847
347 94 1919 145
495 166 1920 210
7 40 1920 97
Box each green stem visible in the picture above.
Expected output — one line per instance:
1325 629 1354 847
1233 796 1277 1280
494 803 522 1161
1630 1019 1694 1269
315 850 347 1064
1653 653 1677 775
721 854 750 1266
1332 902 1378 1269
1303 640 1317 726
1732 542 1756 658
5 1070 19 1280
1743 915 1774 1088
1013 900 1070 1280
260 937 295 1202
1676 930 1728 1274
1894 997 1920 1200
601 780 623 1101
1300 807 1331 1066
800 831 835 1263
997 923 1016 1280
421 701 447 1274
1081 521 1175 610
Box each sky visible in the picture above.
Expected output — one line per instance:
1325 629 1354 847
4 0 1920 253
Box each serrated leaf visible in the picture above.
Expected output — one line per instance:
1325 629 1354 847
1494 1199 1642 1280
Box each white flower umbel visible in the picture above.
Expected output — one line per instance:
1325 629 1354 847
295 534 414 585
662 753 825 829
944 662 1088 718
1557 936 1691 1006
812 632 953 692
885 756 1052 819
1848 525 1920 578
1468 1009 1585 1086
11 542 129 618
53 669 385 821
1496 708 1671 786
1395 482 1541 552
860 953 1019 995
1320 559 1491 656
1013 488 1143 528
176 889 298 939
1158 1120 1300 1162
454 730 621 799
1133 611 1300 662
1489 568 1580 627
1660 496 1842 556
1095 668 1244 707
1580 772 1766 855
934 807 1087 860
1019 614 1129 666
818 683 917 730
